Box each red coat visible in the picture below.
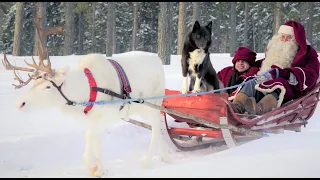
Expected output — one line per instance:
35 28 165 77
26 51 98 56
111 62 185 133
230 45 320 107
218 66 259 95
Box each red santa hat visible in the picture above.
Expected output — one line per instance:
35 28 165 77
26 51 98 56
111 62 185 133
278 20 309 65
232 46 256 66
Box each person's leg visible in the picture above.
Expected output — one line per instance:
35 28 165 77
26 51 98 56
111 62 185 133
239 80 258 97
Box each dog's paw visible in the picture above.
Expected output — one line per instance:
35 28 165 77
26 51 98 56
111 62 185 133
181 88 188 94
192 88 201 94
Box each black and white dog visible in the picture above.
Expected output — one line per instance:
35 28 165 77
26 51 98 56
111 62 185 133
181 21 221 94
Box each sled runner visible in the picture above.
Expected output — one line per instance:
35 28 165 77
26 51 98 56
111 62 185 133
159 82 320 151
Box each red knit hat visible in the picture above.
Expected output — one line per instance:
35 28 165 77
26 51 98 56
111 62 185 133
278 20 308 66
232 46 256 66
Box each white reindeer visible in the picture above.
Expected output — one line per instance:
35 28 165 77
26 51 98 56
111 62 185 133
2 51 169 177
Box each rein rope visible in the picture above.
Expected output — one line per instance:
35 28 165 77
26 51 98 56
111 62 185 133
68 68 277 107
49 80 76 106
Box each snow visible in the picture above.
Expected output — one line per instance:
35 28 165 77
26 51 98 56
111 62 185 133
0 52 320 178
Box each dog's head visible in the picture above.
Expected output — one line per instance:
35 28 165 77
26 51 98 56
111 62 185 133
190 21 212 50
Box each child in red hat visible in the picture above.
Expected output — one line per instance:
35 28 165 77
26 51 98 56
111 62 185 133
218 46 259 96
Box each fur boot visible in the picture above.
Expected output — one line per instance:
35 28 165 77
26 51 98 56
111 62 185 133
249 94 278 115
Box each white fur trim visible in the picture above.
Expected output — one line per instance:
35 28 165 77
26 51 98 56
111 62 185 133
306 39 311 45
294 67 308 90
255 83 286 108
278 25 294 35
228 86 242 101
288 72 298 86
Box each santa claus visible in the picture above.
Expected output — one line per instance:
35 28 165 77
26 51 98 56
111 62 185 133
230 20 320 115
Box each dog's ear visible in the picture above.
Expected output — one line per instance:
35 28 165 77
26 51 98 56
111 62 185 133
206 21 212 31
192 21 201 32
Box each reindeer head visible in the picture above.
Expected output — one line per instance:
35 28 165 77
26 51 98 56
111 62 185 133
2 50 70 111
2 15 67 111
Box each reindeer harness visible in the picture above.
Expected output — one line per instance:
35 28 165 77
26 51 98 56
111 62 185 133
49 59 138 115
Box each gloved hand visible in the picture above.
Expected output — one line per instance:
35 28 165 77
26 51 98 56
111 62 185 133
270 65 290 80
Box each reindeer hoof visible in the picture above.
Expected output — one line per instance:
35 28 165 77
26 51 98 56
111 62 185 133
90 166 104 178
89 167 98 175
142 156 152 169
160 155 170 163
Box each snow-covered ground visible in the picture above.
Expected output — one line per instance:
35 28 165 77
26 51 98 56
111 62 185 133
0 52 319 178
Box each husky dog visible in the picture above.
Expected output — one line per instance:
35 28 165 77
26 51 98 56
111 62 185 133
181 21 221 94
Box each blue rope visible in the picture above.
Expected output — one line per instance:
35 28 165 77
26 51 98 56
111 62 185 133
77 68 275 106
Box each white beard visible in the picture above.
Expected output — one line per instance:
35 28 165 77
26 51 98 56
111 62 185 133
256 34 299 83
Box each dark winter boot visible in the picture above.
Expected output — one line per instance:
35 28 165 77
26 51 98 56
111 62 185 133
244 97 257 115
230 93 248 114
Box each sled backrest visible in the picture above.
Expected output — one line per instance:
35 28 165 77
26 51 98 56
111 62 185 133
162 89 229 125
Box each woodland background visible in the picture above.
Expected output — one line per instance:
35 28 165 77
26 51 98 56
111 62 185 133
0 2 319 65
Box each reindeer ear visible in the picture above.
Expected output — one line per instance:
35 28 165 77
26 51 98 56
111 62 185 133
57 66 70 76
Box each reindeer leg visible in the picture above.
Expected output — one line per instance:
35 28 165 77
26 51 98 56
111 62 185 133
83 128 96 175
91 126 105 177
141 104 170 168
84 122 105 177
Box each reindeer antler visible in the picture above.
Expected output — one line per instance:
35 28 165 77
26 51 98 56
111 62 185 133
2 51 39 89
2 51 35 72
33 16 63 61
25 49 52 73
12 70 34 89
1 15 63 89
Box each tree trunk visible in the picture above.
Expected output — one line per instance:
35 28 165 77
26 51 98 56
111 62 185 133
244 2 249 47
106 2 115 56
33 2 47 56
253 24 256 52
300 2 308 27
158 2 172 65
63 2 75 55
0 4 6 44
274 2 281 35
91 2 96 53
78 10 84 55
177 2 186 55
112 7 116 54
132 2 138 51
192 2 200 24
306 2 314 45
229 2 237 57
12 2 24 56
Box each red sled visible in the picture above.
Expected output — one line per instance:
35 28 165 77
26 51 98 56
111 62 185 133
159 82 320 151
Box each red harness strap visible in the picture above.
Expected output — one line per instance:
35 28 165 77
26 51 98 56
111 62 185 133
83 68 98 114
82 60 131 115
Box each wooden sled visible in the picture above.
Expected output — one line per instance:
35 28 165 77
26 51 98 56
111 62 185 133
159 83 320 151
